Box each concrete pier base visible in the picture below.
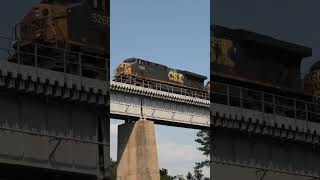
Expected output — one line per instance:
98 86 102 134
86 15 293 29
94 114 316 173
117 119 160 180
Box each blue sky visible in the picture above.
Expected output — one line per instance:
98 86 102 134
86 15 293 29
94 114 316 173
110 0 210 177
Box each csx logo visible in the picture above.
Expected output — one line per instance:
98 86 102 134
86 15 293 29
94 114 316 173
168 70 184 83
212 38 235 68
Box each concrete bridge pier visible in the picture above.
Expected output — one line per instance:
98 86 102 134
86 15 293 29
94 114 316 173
117 118 160 180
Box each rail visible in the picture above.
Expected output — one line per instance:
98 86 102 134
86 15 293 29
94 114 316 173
211 81 320 122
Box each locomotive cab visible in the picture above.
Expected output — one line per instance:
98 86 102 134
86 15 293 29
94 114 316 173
114 58 136 77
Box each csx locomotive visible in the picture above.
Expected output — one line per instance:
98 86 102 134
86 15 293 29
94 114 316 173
114 58 208 98
211 25 312 95
210 25 320 121
11 0 109 80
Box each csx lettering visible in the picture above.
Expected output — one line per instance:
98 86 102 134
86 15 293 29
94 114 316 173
92 13 109 25
168 71 184 83
214 38 235 67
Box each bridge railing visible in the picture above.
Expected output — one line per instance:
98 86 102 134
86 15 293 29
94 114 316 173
113 75 210 100
0 36 108 80
211 81 320 122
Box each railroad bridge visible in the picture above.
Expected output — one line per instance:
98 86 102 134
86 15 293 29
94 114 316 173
0 39 319 180
0 60 210 179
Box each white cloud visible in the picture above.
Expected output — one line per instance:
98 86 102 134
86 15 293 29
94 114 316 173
157 143 209 177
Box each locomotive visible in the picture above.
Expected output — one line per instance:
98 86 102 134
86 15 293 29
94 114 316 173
211 25 312 95
210 25 319 121
10 0 109 80
114 58 209 99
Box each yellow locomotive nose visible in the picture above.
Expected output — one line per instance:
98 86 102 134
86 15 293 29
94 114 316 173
116 63 132 76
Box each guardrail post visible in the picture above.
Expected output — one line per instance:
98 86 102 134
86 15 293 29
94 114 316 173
227 85 230 106
273 95 276 115
34 44 38 68
305 103 309 121
293 98 297 119
63 50 66 74
78 52 82 76
262 92 265 113
17 40 21 66
240 87 243 108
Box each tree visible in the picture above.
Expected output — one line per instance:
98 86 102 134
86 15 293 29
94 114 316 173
193 166 204 180
186 172 194 180
160 168 175 180
110 158 118 180
193 130 210 179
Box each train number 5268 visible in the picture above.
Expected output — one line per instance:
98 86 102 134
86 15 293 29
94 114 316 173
91 13 108 25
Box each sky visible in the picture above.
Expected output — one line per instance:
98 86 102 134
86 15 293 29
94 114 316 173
111 0 210 177
211 0 320 75
0 0 210 177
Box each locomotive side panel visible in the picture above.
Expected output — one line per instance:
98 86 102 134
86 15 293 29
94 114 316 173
134 62 205 90
67 1 107 54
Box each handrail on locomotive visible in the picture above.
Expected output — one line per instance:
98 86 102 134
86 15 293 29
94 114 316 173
0 34 107 80
212 81 320 122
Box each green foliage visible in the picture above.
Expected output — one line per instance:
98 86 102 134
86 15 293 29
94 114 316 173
160 168 175 180
193 130 210 179
110 158 118 180
186 172 193 180
195 130 210 157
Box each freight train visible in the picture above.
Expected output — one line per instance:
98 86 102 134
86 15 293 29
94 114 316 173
210 25 320 121
114 58 209 99
9 0 109 80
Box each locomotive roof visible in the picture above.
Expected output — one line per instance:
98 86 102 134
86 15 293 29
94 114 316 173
123 58 207 80
178 70 207 80
311 61 320 72
211 25 312 57
41 0 83 4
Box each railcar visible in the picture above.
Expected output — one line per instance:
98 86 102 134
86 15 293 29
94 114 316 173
210 25 320 122
211 25 312 94
114 58 209 99
10 0 109 80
